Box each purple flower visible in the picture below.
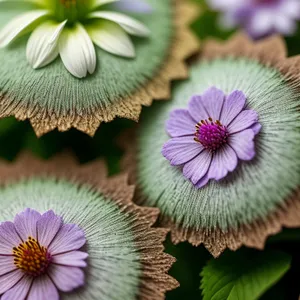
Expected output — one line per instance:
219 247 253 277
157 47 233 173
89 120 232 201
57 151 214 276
0 208 87 300
207 0 300 39
113 0 153 14
162 87 261 188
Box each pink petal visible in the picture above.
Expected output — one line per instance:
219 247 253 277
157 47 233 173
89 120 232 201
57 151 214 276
14 208 41 241
166 109 195 138
37 210 62 248
0 269 24 294
220 90 246 126
48 224 86 255
227 109 259 134
229 129 256 161
27 275 59 300
0 256 16 276
52 251 88 267
189 87 225 122
162 136 204 166
183 150 212 185
48 265 85 292
2 276 33 300
0 222 22 255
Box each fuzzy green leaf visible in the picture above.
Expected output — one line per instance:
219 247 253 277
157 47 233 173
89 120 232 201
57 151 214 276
200 249 292 300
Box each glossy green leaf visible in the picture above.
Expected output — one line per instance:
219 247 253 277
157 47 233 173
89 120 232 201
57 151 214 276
201 249 292 300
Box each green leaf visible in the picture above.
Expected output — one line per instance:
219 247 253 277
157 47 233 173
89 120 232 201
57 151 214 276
200 249 292 300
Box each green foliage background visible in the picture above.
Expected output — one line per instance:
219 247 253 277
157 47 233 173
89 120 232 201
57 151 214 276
0 0 300 299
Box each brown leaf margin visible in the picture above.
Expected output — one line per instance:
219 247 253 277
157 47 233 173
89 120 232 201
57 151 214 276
120 33 300 258
0 0 200 137
0 153 179 299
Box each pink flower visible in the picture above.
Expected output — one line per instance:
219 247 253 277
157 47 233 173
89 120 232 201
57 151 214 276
162 87 261 188
0 209 87 300
208 0 300 39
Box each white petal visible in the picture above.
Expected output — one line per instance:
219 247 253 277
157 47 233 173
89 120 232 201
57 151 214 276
59 23 96 78
89 11 150 37
87 20 135 57
91 0 119 9
0 10 48 48
26 20 66 68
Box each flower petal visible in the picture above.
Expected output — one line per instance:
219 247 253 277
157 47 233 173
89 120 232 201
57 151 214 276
26 20 66 69
87 20 135 58
14 208 41 241
166 109 195 138
227 109 259 134
37 210 62 248
27 275 59 300
229 129 256 161
183 150 212 185
247 9 274 38
59 23 96 78
189 87 225 122
48 265 85 292
91 0 119 9
188 95 210 122
274 15 296 35
114 0 153 14
0 10 48 48
0 270 24 294
52 251 88 267
48 223 86 255
162 136 204 166
195 146 238 189
2 276 33 300
206 145 238 182
0 256 16 276
220 90 246 126
0 222 22 255
250 123 262 135
89 11 150 37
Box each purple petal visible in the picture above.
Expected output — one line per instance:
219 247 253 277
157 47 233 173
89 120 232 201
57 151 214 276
229 129 256 161
220 90 246 126
37 210 62 248
227 109 259 134
195 145 238 188
166 109 195 138
48 224 86 256
27 275 59 300
0 270 24 294
183 150 212 185
0 256 16 276
14 208 41 241
52 251 88 268
2 277 33 300
188 95 209 122
48 265 85 292
162 136 204 166
250 123 262 135
281 0 300 19
113 0 153 14
189 87 225 122
0 222 22 255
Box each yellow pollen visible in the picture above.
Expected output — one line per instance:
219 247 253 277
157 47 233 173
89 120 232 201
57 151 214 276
13 237 51 277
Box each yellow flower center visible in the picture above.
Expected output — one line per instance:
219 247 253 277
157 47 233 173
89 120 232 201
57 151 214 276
13 237 51 277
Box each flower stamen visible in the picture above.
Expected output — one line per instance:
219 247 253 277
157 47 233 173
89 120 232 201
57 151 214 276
194 118 229 152
13 237 51 277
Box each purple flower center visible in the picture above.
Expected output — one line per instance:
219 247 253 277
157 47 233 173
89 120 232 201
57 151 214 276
194 118 229 152
13 237 51 277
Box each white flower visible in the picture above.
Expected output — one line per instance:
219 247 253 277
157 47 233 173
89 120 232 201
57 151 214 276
0 0 150 78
